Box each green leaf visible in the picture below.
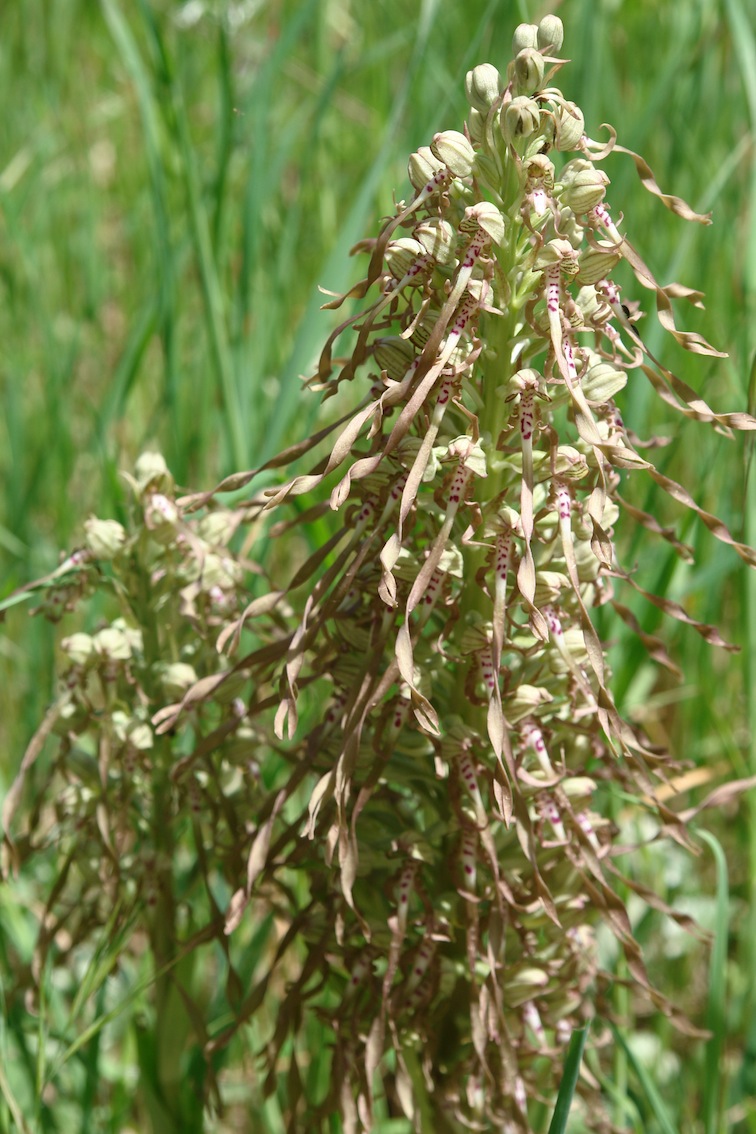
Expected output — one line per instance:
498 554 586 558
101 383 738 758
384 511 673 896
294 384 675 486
548 1023 591 1134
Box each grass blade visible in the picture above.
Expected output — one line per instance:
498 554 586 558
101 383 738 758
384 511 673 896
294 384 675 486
697 828 730 1134
610 1023 678 1134
548 1023 591 1134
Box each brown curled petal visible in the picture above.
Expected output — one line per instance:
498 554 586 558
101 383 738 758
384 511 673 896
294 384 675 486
614 143 713 223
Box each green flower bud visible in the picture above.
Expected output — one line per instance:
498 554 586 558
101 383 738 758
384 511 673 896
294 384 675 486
430 130 475 178
128 721 154 751
534 570 568 605
464 63 501 113
407 146 444 192
196 509 240 547
561 776 597 799
553 100 585 151
505 966 549 1007
466 108 485 145
413 218 457 265
160 661 199 701
575 245 623 286
557 206 584 250
111 710 153 750
384 237 428 281
558 159 609 214
134 451 173 495
201 553 242 591
61 632 95 667
93 626 136 662
474 150 502 192
602 501 620 530
537 15 564 54
375 337 416 381
505 683 554 723
581 359 628 404
500 96 541 143
84 516 127 560
512 22 538 55
513 48 546 96
574 537 601 582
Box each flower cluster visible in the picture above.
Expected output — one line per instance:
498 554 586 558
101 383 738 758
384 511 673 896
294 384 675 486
7 15 756 1133
3 453 254 949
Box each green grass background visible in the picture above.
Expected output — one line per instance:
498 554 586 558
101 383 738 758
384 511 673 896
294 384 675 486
1 0 755 1130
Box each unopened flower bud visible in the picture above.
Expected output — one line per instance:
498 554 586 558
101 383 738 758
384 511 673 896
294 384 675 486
513 48 545 96
62 632 95 667
128 721 154 751
93 625 136 662
505 684 554 722
534 571 568 605
500 96 541 143
553 100 585 151
576 245 622 285
581 359 627 404
574 537 602 582
466 108 485 145
413 218 457 265
201 553 242 591
559 159 609 214
197 509 239 547
561 776 597 799
430 130 475 178
134 451 173 494
557 206 584 249
407 146 445 192
474 150 501 192
537 14 564 54
512 22 538 55
505 966 549 1007
464 63 501 113
384 237 427 281
375 337 416 381
161 662 198 700
85 517 127 560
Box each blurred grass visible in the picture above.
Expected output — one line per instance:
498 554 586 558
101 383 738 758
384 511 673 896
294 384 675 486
0 0 755 1130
